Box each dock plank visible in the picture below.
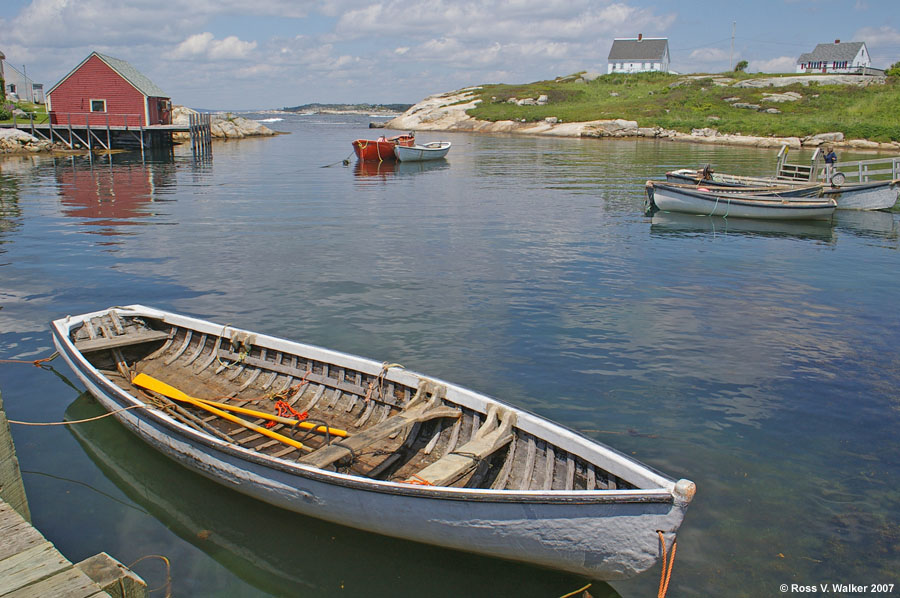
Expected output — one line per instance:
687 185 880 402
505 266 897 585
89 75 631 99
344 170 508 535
3 567 108 598
0 542 71 595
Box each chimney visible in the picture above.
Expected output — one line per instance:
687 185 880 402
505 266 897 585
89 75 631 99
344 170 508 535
835 39 840 44
638 33 643 41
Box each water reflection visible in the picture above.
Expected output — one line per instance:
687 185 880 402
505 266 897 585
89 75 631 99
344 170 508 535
65 394 618 598
353 159 449 180
55 157 177 235
0 174 23 256
649 211 837 242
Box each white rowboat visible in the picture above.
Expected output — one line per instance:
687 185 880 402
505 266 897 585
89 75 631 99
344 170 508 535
646 181 837 220
393 141 451 162
666 169 899 211
52 305 695 580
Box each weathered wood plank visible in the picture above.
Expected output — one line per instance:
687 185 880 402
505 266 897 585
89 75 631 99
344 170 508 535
0 503 43 562
73 330 169 354
0 542 72 595
300 400 460 470
3 565 106 598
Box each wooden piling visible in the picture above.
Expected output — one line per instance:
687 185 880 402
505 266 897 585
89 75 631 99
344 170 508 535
0 391 30 523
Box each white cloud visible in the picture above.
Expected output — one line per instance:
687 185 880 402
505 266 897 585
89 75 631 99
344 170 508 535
854 25 900 45
750 56 798 73
688 47 731 63
166 32 257 60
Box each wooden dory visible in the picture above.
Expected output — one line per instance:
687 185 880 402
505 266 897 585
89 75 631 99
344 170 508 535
393 141 451 162
646 181 837 220
51 305 695 580
666 168 900 211
351 134 415 162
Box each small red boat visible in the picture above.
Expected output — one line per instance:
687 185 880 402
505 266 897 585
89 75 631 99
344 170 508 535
352 133 415 161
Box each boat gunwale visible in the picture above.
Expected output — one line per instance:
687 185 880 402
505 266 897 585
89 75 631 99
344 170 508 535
52 305 682 503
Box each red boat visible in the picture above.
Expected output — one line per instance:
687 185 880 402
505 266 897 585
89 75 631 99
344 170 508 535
352 133 415 161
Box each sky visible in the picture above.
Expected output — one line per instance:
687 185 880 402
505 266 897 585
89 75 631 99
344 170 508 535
2 0 899 110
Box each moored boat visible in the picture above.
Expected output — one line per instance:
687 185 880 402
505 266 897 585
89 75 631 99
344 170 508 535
646 181 837 220
667 168 899 211
51 305 695 580
352 133 415 161
394 141 451 162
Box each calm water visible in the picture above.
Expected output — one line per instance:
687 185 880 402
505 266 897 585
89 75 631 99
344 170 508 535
1 114 898 597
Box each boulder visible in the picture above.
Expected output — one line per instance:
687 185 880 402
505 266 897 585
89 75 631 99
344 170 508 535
691 128 719 137
802 132 844 146
733 103 761 110
580 72 603 82
581 119 639 138
762 91 802 102
536 95 549 105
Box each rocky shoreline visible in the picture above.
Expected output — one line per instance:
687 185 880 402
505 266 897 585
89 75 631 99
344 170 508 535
386 86 900 152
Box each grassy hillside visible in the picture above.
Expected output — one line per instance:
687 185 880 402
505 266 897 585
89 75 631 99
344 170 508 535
467 72 900 142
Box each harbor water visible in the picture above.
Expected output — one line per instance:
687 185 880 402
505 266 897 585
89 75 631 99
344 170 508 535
1 114 898 597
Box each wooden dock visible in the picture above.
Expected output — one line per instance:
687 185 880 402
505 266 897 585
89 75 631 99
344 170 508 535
0 111 212 159
0 391 146 597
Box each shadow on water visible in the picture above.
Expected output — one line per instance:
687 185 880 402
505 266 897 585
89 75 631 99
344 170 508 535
353 158 449 179
64 393 620 598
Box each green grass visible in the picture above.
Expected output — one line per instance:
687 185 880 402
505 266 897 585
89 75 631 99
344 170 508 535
467 72 900 141
0 101 49 125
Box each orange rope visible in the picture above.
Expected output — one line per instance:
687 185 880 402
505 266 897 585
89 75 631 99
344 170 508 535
0 352 59 367
657 531 678 598
399 474 434 486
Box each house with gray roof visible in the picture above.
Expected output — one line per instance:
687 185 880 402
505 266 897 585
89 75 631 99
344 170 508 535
607 35 670 74
47 51 172 126
796 40 871 74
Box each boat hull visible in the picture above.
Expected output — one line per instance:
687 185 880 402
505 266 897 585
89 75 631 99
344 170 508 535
648 182 836 220
394 142 451 162
666 169 899 211
352 134 415 161
51 305 693 580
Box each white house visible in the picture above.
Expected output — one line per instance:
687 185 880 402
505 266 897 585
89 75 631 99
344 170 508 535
607 35 670 74
796 40 870 74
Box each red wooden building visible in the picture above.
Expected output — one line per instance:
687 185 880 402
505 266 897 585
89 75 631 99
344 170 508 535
47 52 172 127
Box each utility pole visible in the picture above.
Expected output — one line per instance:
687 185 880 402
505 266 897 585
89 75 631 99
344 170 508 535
730 22 736 71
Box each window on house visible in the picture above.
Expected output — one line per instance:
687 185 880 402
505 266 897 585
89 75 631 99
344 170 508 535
90 99 107 112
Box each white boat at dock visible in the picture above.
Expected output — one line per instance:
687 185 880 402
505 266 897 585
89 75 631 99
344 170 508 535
646 181 837 220
52 305 695 580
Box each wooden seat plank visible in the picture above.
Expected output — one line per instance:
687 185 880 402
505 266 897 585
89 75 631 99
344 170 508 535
410 406 516 487
299 397 460 470
73 329 170 353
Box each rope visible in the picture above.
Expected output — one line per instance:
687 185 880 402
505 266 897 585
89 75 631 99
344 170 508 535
364 362 403 403
0 351 59 367
129 554 172 598
8 404 148 426
657 531 678 598
399 474 434 486
558 583 592 598
321 151 354 167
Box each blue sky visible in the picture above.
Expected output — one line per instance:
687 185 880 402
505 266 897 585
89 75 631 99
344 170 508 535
2 0 898 110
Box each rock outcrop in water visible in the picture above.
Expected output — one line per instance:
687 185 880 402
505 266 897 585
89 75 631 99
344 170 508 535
172 106 280 141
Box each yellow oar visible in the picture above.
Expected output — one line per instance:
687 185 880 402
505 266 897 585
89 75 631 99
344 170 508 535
132 373 308 452
188 396 348 438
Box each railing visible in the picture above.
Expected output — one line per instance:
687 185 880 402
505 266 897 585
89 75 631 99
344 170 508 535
776 145 900 184
46 112 144 128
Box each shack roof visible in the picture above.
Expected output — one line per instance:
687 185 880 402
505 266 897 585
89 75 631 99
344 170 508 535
797 42 865 64
48 52 168 98
608 38 669 61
